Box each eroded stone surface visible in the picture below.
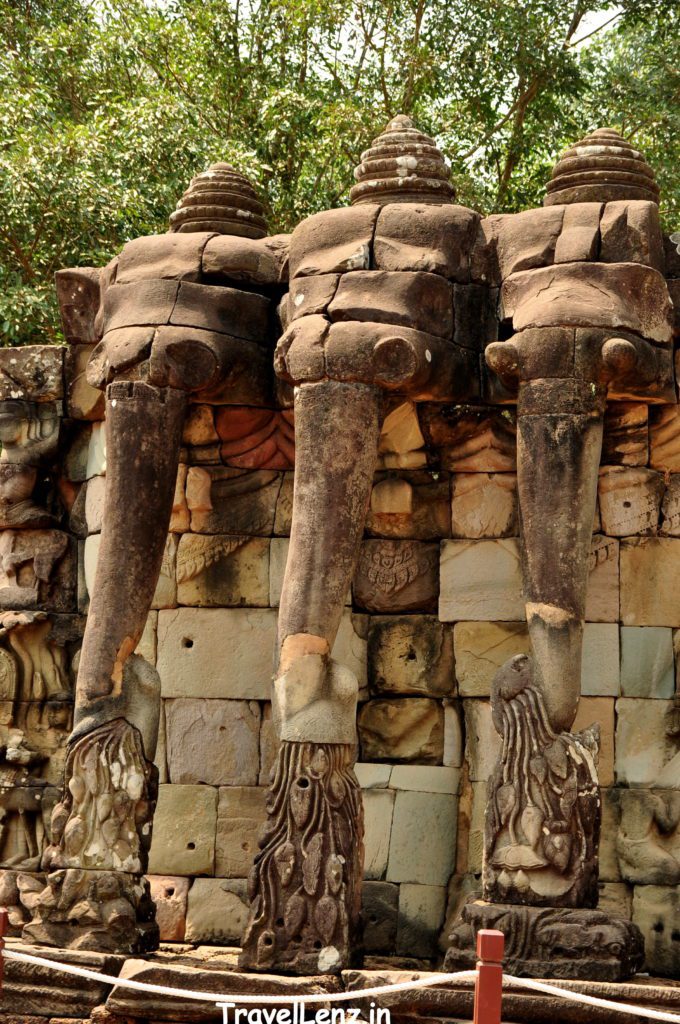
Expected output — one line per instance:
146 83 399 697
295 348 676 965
165 698 261 786
358 697 444 764
367 616 454 697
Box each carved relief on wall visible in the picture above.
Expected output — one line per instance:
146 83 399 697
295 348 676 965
484 655 600 909
617 789 680 885
240 741 363 974
19 717 159 953
0 400 61 529
0 612 78 870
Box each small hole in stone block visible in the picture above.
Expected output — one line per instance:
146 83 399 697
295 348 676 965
653 921 664 933
623 501 631 509
369 915 377 924
264 935 274 946
187 841 196 850
672 931 680 942
314 940 322 950
182 637 194 649
165 887 175 897
276 917 284 927
297 776 310 789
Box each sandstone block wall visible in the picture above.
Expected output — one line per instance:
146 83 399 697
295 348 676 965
1 341 680 975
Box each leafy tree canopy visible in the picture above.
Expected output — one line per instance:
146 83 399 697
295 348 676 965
0 0 678 344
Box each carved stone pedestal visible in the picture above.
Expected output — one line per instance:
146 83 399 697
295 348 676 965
444 899 644 982
22 715 159 952
21 867 158 953
239 740 363 976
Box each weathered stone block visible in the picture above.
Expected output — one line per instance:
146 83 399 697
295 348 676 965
355 762 392 789
599 200 664 270
148 784 217 876
363 789 395 880
439 539 523 622
0 346 63 402
660 474 680 536
633 885 680 977
600 788 622 883
185 878 249 944
215 786 267 878
598 466 664 536
484 207 563 279
573 696 615 786
597 882 632 921
620 626 674 698
587 535 619 623
389 765 460 794
157 607 277 699
373 203 478 282
451 473 517 539
621 538 680 626
84 474 105 534
501 261 672 343
602 402 648 467
444 701 464 768
581 623 620 698
387 791 457 885
377 400 427 470
259 702 278 786
86 421 106 478
165 698 260 786
187 466 281 535
176 535 270 607
553 202 601 263
454 621 530 697
468 781 486 873
289 205 378 278
419 405 516 472
66 344 106 421
396 883 447 957
354 540 439 613
615 698 679 787
362 881 398 954
328 270 454 340
146 875 189 942
367 616 454 697
650 405 680 472
463 700 501 782
358 697 444 764
367 474 450 540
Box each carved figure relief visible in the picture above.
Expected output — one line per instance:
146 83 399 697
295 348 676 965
616 789 680 885
0 400 60 530
484 654 600 908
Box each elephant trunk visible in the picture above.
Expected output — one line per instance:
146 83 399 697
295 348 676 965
516 378 605 733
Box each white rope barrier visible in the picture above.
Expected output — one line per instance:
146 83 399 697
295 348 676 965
502 975 680 1024
2 949 476 1004
5 946 680 1021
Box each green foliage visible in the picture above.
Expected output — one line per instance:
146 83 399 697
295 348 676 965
0 0 678 345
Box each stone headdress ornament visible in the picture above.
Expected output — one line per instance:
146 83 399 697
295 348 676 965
545 128 660 206
350 114 455 206
169 162 268 238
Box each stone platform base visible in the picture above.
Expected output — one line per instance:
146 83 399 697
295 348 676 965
3 939 678 1024
444 899 645 982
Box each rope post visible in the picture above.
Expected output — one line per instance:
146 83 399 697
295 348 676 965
473 928 504 1024
0 906 7 998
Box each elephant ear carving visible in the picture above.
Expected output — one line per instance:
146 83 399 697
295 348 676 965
176 536 245 582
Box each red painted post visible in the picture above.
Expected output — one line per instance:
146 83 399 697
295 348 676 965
0 906 7 998
473 929 504 1024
